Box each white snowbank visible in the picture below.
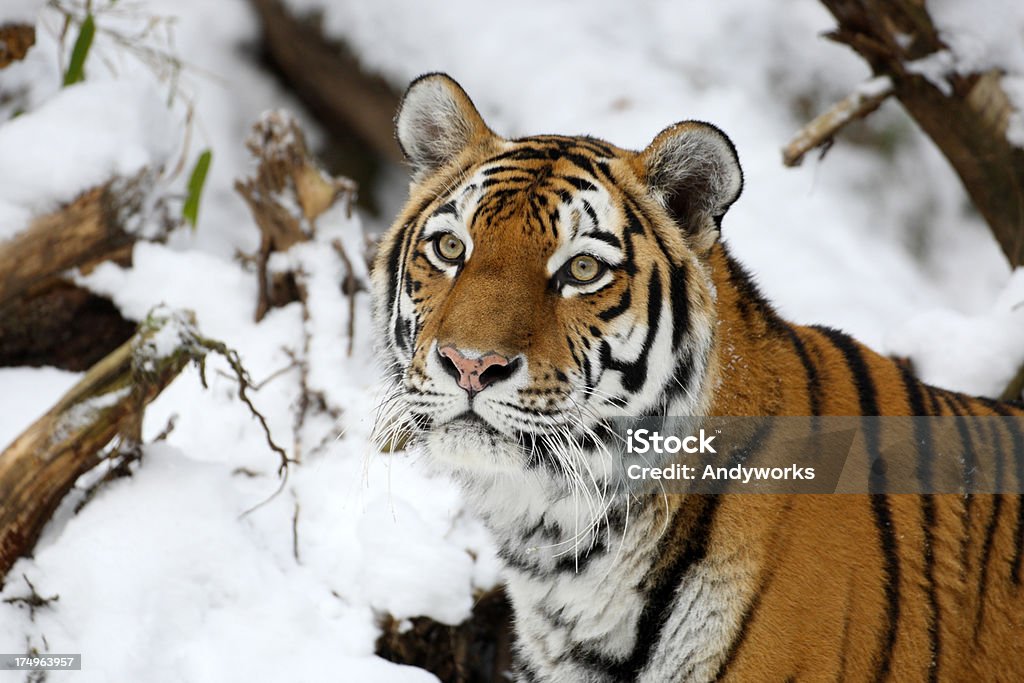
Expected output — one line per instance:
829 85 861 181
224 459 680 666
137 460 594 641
0 80 176 240
0 442 439 683
888 269 1024 397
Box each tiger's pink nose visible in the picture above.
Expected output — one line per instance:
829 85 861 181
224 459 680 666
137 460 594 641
438 346 518 396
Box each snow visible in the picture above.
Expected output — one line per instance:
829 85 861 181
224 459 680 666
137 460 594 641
0 367 81 449
0 0 44 25
927 0 1024 147
50 387 131 446
905 51 957 96
0 443 438 683
856 75 894 99
0 80 175 240
888 269 1024 398
1 0 1023 681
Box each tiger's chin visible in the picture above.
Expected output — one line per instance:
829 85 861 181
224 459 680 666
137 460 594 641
418 414 528 475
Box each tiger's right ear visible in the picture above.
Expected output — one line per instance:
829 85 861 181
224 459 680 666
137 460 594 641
395 73 497 182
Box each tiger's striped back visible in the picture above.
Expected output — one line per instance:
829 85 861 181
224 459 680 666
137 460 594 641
704 246 1024 680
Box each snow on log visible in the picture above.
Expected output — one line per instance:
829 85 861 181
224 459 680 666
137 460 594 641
0 172 158 370
0 172 156 310
0 309 200 580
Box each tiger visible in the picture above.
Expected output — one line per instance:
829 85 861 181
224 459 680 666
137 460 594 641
370 72 1024 682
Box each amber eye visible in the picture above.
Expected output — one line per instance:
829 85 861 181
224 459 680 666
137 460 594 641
434 233 465 263
567 255 604 283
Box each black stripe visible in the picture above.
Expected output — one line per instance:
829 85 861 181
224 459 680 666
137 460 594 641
581 230 622 250
813 328 900 680
620 193 672 265
811 327 881 416
899 366 935 489
1015 493 1024 586
992 404 1024 584
814 327 888 497
784 326 822 417
938 391 978 579
713 554 779 679
560 175 598 193
597 287 632 321
920 495 941 683
713 591 763 679
903 366 941 682
723 248 788 334
575 135 617 156
922 383 945 416
838 592 853 683
974 420 1004 642
552 540 604 574
599 266 663 393
382 224 406 314
870 494 902 683
669 264 690 350
513 652 543 683
580 199 601 230
570 496 721 679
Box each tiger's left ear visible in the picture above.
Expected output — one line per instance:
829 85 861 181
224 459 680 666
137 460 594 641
395 73 498 183
636 121 743 251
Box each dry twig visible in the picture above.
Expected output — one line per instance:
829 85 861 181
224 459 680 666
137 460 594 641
235 111 357 321
783 77 894 166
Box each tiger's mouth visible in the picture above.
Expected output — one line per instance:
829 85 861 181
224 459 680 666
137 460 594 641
410 396 618 474
446 411 502 435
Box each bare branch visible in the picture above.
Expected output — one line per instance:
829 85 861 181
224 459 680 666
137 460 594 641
783 77 893 167
818 0 1024 267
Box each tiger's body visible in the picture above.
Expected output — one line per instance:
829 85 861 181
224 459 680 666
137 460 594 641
372 73 1024 681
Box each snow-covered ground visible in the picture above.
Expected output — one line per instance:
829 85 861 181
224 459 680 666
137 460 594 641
1 1 1022 681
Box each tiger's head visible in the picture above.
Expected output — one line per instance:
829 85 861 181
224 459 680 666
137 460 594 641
372 73 742 476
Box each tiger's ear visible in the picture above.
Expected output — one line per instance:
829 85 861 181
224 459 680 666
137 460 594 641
395 73 497 182
637 121 743 251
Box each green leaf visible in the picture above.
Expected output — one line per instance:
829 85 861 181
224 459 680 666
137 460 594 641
183 149 213 229
63 14 96 87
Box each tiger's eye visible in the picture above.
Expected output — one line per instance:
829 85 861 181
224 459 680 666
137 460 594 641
435 233 465 262
569 255 602 283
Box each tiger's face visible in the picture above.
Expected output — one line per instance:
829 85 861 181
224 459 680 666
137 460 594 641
373 74 742 476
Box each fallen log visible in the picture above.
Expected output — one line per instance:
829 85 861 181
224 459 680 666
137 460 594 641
0 309 197 581
0 172 154 309
247 0 402 164
0 172 155 369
